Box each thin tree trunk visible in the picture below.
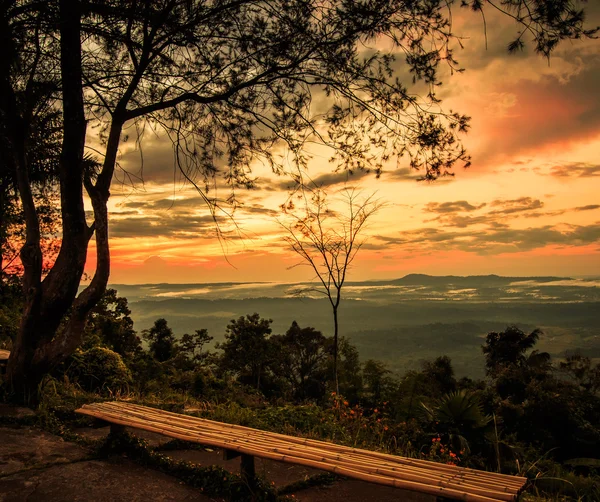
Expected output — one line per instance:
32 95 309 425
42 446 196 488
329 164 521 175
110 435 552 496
333 305 339 395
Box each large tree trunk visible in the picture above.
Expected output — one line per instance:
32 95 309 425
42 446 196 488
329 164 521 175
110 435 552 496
4 0 111 404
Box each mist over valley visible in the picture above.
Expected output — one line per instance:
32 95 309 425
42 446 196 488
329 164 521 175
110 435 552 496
114 274 600 379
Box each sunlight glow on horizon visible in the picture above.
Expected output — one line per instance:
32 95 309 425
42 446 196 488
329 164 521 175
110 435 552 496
83 7 600 284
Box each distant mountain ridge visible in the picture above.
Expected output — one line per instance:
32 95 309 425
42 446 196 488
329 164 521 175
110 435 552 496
110 274 572 289
382 274 570 286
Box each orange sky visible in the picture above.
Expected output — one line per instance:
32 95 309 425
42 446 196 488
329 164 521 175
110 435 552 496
86 5 600 284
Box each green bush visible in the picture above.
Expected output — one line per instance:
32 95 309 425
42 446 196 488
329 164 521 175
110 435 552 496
66 347 131 393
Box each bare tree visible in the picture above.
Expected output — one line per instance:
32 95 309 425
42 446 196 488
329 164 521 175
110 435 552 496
281 187 383 392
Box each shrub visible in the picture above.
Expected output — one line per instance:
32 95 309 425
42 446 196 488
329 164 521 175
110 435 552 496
66 347 131 393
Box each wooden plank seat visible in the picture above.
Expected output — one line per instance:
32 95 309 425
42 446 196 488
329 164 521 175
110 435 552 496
76 401 527 502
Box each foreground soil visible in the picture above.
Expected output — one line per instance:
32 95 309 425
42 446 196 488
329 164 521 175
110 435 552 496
1 405 432 502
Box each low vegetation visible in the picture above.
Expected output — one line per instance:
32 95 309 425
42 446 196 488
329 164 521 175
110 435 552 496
2 286 599 500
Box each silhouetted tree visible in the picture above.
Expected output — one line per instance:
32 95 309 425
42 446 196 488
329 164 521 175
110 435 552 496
180 329 214 365
482 326 546 377
3 0 596 401
422 356 457 394
336 337 363 402
82 288 141 359
282 187 382 392
362 359 395 404
559 354 600 394
271 321 329 401
142 318 176 363
217 313 273 391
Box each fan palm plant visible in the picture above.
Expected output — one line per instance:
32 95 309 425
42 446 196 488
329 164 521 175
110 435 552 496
422 389 491 454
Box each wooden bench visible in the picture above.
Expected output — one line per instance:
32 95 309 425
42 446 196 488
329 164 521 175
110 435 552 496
76 401 527 502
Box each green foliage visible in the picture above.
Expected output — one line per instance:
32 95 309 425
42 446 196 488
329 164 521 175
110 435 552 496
217 313 274 391
142 318 177 362
483 326 545 376
422 390 491 432
270 321 329 401
82 289 141 358
65 347 131 394
362 359 396 405
422 356 457 395
0 276 21 349
335 337 363 402
179 329 213 365
560 355 600 394
421 389 491 456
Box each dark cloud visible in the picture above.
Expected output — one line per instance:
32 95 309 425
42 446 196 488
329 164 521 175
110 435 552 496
488 197 544 215
524 210 566 219
429 214 491 228
310 170 371 188
549 163 600 178
375 222 600 255
240 205 279 217
383 167 456 183
109 197 278 240
384 167 419 181
110 213 218 239
425 201 485 213
424 198 546 228
574 205 600 212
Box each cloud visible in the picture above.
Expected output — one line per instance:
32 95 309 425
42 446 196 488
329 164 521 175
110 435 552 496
425 201 486 213
384 167 420 182
549 162 600 178
110 213 219 239
480 64 600 160
429 214 491 228
488 197 544 215
375 222 600 255
423 197 550 229
574 205 600 212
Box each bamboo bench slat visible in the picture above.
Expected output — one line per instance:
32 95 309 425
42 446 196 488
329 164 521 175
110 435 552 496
110 401 524 487
75 401 527 502
100 403 520 494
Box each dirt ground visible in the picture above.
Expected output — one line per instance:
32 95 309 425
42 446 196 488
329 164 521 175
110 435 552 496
1 405 433 502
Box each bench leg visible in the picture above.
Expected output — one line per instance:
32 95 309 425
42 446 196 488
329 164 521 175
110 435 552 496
241 454 256 490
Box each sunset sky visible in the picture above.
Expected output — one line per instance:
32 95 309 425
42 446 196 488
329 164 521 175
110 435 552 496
88 4 600 284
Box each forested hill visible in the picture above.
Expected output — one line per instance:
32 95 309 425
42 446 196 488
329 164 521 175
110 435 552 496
105 275 600 379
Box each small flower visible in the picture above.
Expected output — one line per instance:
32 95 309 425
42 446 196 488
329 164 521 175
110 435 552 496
343 401 349 406
384 426 389 431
